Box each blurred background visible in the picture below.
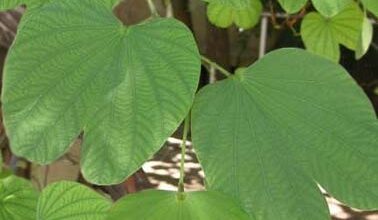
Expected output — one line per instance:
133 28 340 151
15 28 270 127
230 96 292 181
0 0 377 219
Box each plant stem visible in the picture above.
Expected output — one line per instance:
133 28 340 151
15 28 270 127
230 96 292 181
178 114 190 193
147 0 159 17
201 55 232 77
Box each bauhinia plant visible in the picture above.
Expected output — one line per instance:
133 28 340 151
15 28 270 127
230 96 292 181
0 0 377 219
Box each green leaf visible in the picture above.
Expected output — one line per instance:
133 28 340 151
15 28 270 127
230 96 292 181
192 48 378 220
356 16 373 59
204 0 262 29
301 3 364 62
0 176 39 220
311 0 353 17
0 150 2 173
2 0 200 184
107 190 250 220
0 0 45 10
362 0 378 16
278 0 307 14
37 181 111 220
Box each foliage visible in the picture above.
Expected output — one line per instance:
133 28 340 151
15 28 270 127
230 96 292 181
0 0 377 220
107 190 250 220
37 181 111 220
301 3 364 62
277 0 307 14
192 48 378 219
0 178 110 220
0 176 39 220
2 0 200 185
201 0 376 62
203 0 262 29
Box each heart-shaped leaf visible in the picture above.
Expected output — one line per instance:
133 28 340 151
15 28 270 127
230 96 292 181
311 0 353 17
2 0 200 184
37 181 111 220
192 48 378 220
301 2 364 62
107 190 250 220
362 0 378 16
278 0 307 14
0 176 39 220
203 0 262 29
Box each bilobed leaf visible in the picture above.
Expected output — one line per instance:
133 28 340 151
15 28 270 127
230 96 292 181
0 176 39 220
107 190 250 220
37 181 111 220
192 48 378 220
204 0 262 29
362 0 378 16
301 3 364 62
2 0 200 184
356 16 373 59
278 0 307 14
311 0 352 17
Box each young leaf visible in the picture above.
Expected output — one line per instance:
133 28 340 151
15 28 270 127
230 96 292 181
192 48 378 220
203 0 262 29
356 16 373 59
278 0 307 14
301 3 364 62
107 190 250 220
362 0 378 16
311 0 353 17
0 176 39 220
37 181 111 220
2 0 200 184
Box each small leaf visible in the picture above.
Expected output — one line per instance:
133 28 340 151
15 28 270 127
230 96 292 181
278 0 307 14
107 190 250 220
362 0 378 16
2 0 200 184
311 0 353 17
356 16 373 59
192 48 378 220
0 176 39 220
301 2 364 62
37 181 111 220
204 0 262 29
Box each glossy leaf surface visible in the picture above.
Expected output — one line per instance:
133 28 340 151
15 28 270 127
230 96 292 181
192 48 378 220
2 0 200 184
107 190 250 220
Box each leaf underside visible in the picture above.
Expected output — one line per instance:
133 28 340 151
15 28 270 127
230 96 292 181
2 0 200 184
107 190 250 220
192 48 378 220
